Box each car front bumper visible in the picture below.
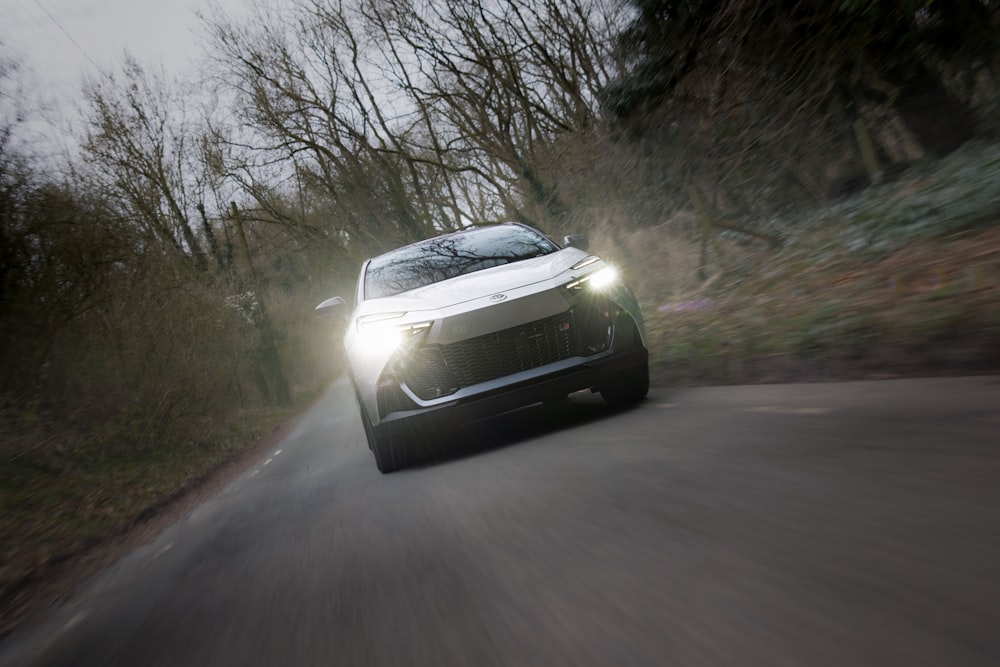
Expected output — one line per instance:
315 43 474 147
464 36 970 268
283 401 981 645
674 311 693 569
370 343 648 443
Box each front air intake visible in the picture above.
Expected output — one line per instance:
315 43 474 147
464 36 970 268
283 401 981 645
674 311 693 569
400 302 611 401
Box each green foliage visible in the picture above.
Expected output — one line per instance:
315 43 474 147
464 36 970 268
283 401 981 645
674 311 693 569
832 142 1000 254
637 141 1000 387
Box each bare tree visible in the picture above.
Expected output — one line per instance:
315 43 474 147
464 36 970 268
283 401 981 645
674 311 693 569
203 0 449 257
366 0 624 227
81 57 224 269
200 0 626 246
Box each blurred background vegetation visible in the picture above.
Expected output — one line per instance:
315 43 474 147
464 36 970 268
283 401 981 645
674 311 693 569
2 0 999 626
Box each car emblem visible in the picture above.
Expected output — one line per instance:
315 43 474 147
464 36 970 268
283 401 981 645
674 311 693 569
489 293 508 302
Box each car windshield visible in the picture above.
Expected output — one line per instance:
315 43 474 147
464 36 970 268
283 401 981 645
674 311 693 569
364 225 558 299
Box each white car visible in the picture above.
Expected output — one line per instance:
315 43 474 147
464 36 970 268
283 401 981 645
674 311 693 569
316 223 649 472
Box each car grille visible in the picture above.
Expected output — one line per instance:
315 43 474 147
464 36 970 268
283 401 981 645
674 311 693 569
400 303 611 401
440 311 576 389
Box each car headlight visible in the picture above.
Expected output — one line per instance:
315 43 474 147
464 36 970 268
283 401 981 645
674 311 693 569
565 264 620 292
356 313 431 355
587 266 620 290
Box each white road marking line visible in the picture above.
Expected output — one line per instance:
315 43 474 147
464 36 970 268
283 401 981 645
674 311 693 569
250 470 259 477
34 610 90 655
64 612 87 631
273 449 283 456
263 458 273 465
740 406 831 415
154 542 173 558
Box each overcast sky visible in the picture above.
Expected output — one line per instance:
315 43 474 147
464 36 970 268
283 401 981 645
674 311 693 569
1 0 267 152
3 0 216 93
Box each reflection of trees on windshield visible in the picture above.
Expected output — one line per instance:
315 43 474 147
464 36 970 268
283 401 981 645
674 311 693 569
366 225 557 298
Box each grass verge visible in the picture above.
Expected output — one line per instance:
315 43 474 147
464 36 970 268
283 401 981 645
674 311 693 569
0 395 317 636
638 142 1000 385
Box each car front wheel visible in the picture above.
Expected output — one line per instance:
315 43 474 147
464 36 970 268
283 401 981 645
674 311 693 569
359 402 405 473
600 362 650 407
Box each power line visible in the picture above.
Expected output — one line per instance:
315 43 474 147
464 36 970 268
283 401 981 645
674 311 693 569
9 0 74 66
31 0 103 71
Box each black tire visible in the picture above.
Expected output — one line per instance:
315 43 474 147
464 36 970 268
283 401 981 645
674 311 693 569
600 362 650 407
359 402 405 473
372 437 403 474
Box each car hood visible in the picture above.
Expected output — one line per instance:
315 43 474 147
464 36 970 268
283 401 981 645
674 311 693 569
356 247 590 317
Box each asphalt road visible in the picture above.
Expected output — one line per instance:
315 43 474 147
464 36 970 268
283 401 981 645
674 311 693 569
3 376 999 666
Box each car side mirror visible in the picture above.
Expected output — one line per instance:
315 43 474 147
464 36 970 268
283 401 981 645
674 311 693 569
315 296 346 319
563 234 589 251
